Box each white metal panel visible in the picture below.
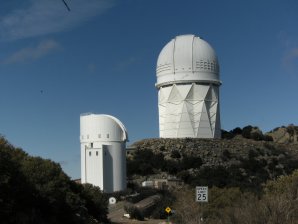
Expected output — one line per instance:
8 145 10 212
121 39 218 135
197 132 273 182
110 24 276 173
85 147 103 189
173 35 193 73
156 40 174 75
81 145 86 184
102 145 112 192
158 84 220 138
110 143 126 192
156 34 221 88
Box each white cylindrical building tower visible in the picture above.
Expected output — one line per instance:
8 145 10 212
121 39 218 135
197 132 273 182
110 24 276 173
80 113 128 193
156 34 221 138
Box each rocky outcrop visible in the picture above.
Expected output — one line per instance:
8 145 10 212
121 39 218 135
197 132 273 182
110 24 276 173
267 125 298 143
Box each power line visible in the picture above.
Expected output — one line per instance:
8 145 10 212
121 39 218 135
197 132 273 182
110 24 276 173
62 0 71 11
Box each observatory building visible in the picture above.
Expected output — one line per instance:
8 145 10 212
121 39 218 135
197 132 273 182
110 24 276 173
156 34 221 138
80 113 127 193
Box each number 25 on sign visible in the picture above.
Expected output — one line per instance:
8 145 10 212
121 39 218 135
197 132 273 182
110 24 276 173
196 186 208 202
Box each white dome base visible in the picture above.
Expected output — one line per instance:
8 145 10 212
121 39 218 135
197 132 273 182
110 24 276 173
158 83 221 138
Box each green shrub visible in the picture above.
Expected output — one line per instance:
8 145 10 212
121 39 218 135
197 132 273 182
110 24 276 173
231 127 242 135
251 132 264 141
171 150 181 159
124 202 144 220
263 135 273 141
242 125 253 138
221 130 234 139
222 149 231 160
0 136 110 224
181 155 202 169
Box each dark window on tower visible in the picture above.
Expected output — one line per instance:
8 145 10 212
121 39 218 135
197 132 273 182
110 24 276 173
107 134 109 138
89 151 91 156
91 143 93 148
96 151 98 156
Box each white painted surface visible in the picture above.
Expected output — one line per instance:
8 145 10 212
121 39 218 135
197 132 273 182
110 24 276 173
196 186 208 202
141 181 154 187
80 114 127 193
109 197 117 205
156 35 221 138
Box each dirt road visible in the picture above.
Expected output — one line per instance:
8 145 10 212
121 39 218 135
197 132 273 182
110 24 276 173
108 202 168 224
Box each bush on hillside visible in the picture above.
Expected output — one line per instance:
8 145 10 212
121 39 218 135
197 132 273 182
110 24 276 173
0 136 109 224
172 170 298 224
124 202 144 220
231 127 242 135
222 126 273 141
221 129 234 139
242 125 253 138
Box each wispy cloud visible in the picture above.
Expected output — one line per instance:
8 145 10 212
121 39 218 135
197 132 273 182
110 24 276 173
114 57 137 71
87 62 97 73
278 31 298 76
277 31 294 48
0 0 115 41
283 48 298 65
282 48 298 73
2 39 60 64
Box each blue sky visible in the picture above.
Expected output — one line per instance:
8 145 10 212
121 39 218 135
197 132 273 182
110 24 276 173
0 0 297 179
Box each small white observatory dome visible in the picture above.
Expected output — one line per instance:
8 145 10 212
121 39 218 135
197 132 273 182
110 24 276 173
80 114 128 143
80 113 128 193
156 34 220 88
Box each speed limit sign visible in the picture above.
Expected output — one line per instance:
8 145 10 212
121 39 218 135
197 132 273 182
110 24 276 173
196 186 208 202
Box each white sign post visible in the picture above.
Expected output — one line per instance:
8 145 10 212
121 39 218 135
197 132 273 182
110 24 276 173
196 186 208 202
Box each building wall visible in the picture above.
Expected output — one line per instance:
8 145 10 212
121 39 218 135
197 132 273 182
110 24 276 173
80 114 127 193
85 147 103 188
103 144 126 192
158 83 220 138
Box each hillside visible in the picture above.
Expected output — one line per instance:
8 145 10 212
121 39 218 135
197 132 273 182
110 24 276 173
128 135 298 190
2 124 298 223
125 133 298 223
0 136 109 224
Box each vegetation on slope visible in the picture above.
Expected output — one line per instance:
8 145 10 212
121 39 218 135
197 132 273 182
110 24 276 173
171 170 298 224
128 136 298 190
222 124 298 143
0 136 109 224
126 126 298 222
1 124 298 223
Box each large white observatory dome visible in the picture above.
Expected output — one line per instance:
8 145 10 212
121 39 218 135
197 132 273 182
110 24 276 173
156 34 220 88
156 34 221 139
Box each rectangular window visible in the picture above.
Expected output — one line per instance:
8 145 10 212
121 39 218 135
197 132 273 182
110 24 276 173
89 151 91 156
96 151 98 156
107 134 109 138
91 143 93 148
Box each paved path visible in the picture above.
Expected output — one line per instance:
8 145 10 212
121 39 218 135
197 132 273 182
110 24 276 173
108 202 167 224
